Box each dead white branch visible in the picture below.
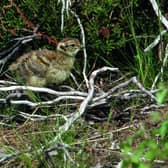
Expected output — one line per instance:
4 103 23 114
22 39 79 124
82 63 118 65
60 0 66 32
0 34 38 70
0 66 161 164
70 10 89 88
149 0 168 29
151 43 168 90
0 80 17 85
144 30 167 52
59 0 72 32
9 95 84 108
49 67 119 143
18 111 69 121
144 0 168 52
93 76 157 103
0 85 87 97
0 74 157 109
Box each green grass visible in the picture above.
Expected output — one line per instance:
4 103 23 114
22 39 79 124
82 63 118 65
1 0 168 167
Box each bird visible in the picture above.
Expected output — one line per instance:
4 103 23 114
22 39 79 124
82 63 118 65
8 38 81 87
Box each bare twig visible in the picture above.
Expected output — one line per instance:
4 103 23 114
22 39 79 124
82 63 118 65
0 85 87 97
70 10 89 88
0 41 20 58
93 76 157 103
49 67 119 144
140 104 165 114
57 1 89 87
9 95 84 108
0 34 38 70
144 0 168 52
18 111 69 121
0 153 17 165
151 43 168 90
0 74 158 109
0 80 17 85
149 0 168 29
46 142 76 165
161 44 168 79
70 72 80 88
59 0 72 32
144 30 167 52
60 0 66 32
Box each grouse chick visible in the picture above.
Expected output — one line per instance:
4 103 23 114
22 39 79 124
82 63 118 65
9 38 81 87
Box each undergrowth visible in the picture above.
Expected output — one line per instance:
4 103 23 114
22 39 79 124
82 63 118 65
0 0 168 167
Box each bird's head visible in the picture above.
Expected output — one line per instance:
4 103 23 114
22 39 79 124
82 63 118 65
57 38 81 57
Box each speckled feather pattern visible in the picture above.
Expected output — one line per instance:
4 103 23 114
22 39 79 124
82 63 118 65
9 38 81 86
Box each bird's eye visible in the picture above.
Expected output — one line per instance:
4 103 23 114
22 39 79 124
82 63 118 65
70 44 75 47
60 45 65 50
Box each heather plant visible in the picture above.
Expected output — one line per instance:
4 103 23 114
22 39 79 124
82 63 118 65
0 0 168 167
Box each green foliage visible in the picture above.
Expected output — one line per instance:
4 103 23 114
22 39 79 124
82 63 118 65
18 153 33 168
1 0 168 167
121 112 168 167
0 0 164 80
156 84 168 104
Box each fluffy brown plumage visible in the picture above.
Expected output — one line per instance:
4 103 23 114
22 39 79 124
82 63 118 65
9 38 81 86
